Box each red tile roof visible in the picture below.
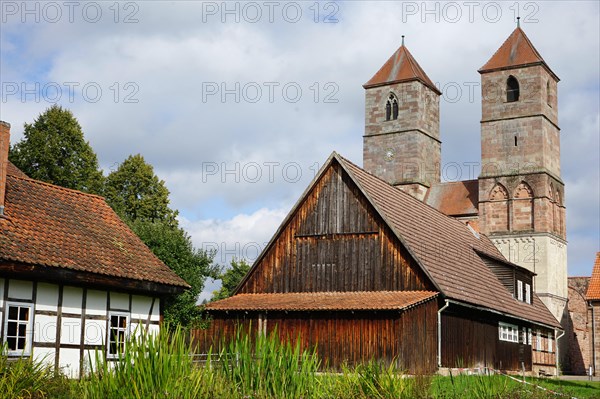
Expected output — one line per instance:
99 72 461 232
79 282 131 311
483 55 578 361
335 154 559 328
207 291 438 312
586 253 600 300
6 161 28 179
364 45 441 94
479 27 558 80
0 166 189 290
425 180 479 217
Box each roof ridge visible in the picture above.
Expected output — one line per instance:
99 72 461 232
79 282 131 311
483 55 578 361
7 173 106 201
336 154 480 232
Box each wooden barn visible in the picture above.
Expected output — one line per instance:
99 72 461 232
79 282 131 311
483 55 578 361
0 121 189 377
199 153 561 375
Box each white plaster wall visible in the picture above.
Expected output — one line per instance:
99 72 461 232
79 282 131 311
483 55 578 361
8 280 33 300
60 317 82 345
34 314 57 343
110 292 129 311
36 283 58 311
1 278 161 378
84 320 105 346
0 278 4 325
131 295 152 319
62 286 83 314
59 348 80 378
86 290 107 316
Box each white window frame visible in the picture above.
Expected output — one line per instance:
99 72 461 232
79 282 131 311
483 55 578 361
528 328 532 345
499 322 519 343
525 283 531 304
536 329 542 351
107 312 129 359
517 280 523 301
3 302 34 356
548 333 553 353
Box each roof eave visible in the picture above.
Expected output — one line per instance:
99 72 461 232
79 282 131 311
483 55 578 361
478 62 560 82
363 77 442 95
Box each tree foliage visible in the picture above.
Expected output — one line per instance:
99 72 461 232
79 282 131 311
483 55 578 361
9 105 104 194
129 219 218 327
104 154 178 227
212 259 251 301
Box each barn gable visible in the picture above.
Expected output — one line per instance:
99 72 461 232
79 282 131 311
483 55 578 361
237 154 436 294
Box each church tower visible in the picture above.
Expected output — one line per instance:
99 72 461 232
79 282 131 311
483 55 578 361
363 39 441 200
477 25 567 323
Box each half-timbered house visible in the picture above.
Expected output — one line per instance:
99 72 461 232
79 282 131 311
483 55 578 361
200 26 566 375
0 121 189 377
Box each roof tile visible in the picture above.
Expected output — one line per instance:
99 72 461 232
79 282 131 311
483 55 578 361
207 291 438 312
336 154 560 328
586 253 600 300
364 45 441 94
0 169 189 289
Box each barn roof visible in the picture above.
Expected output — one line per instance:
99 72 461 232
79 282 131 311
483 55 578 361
586 253 600 300
215 152 559 329
0 163 189 293
207 290 438 312
335 154 559 328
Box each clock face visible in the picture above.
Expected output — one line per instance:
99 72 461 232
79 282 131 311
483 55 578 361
384 148 394 161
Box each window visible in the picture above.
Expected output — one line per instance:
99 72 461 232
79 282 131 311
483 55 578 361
548 334 553 353
525 283 531 304
507 76 520 102
536 329 542 351
528 328 532 345
3 303 33 356
499 322 519 343
107 312 129 358
546 80 551 106
517 280 523 301
385 94 398 121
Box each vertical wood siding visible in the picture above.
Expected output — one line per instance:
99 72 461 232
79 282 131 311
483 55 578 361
440 307 547 371
194 300 438 374
240 163 433 294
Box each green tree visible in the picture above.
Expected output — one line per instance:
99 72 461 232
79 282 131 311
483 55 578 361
129 219 218 327
104 154 178 227
211 259 251 301
9 105 104 193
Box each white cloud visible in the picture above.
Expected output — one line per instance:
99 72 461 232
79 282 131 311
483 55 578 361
2 1 598 278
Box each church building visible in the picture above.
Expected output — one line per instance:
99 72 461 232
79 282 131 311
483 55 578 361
200 25 567 376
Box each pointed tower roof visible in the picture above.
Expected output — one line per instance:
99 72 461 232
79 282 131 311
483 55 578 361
364 43 441 94
479 27 559 81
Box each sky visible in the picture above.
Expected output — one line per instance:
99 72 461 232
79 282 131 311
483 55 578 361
1 1 598 300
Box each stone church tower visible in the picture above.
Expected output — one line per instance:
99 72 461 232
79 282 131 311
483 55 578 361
362 27 567 328
477 26 567 325
363 39 441 201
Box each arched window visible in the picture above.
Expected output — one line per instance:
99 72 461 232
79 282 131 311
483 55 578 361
507 76 520 102
488 183 509 232
385 94 398 121
385 101 391 121
513 182 534 231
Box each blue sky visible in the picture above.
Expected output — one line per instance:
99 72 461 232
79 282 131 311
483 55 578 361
1 1 598 299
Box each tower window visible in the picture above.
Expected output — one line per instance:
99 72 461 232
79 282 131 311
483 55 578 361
385 94 398 121
546 80 551 107
507 76 519 102
514 135 518 146
385 101 391 121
